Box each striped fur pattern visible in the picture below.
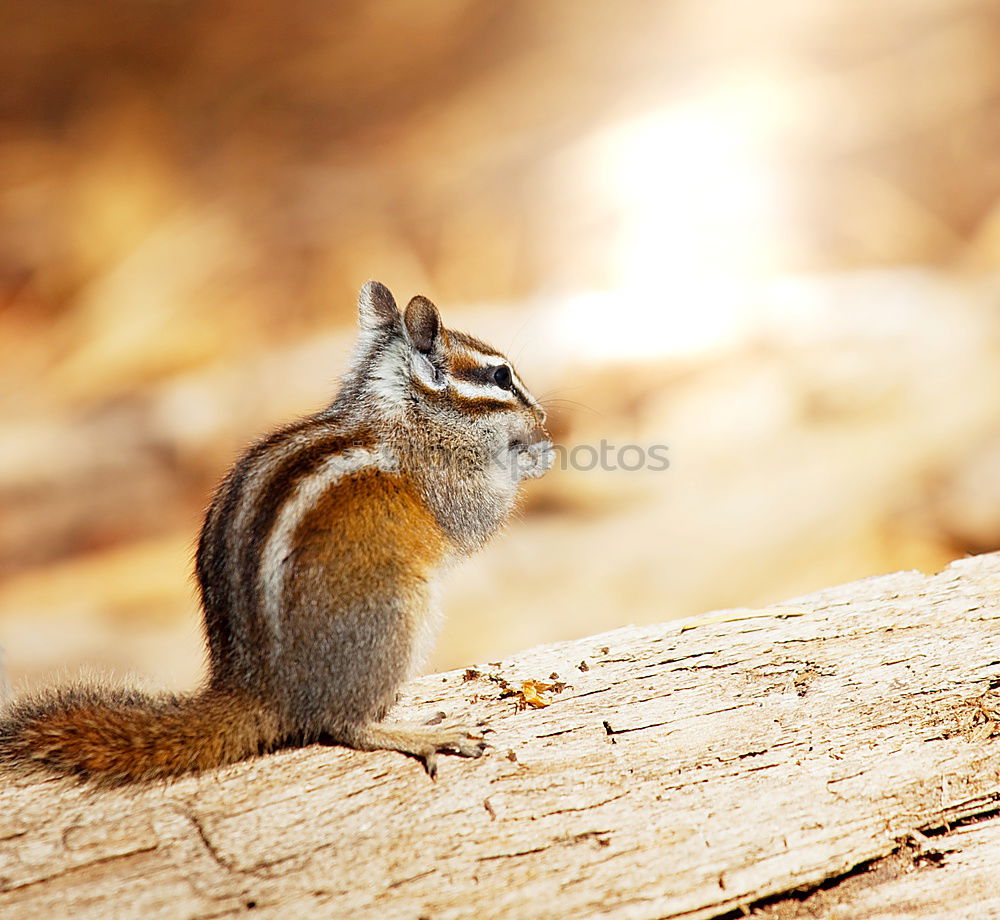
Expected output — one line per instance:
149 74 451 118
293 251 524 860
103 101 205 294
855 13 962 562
0 282 551 783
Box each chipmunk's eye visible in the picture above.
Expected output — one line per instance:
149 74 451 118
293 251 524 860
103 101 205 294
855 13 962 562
490 365 513 390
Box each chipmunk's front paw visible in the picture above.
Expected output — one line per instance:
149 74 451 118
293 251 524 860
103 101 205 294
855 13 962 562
517 439 554 480
421 725 488 778
434 724 488 758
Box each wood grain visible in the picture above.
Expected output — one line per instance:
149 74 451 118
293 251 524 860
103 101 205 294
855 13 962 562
1 553 999 919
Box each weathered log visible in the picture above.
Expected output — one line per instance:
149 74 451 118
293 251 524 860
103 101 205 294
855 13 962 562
1 553 999 919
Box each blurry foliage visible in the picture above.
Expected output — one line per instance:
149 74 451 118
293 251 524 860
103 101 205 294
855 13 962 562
4 0 1000 345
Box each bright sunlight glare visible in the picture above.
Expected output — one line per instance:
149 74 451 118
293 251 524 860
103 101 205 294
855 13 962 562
557 85 790 362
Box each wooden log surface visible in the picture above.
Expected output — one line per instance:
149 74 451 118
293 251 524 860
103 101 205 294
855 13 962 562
1 553 999 919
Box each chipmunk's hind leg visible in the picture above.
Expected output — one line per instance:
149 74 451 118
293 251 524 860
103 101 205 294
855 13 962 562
334 721 487 778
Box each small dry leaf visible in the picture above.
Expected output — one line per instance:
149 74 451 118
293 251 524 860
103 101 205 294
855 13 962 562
497 676 569 709
520 680 554 708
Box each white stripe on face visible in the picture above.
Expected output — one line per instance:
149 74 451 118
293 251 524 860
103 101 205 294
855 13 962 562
448 376 519 403
445 343 546 413
461 347 504 367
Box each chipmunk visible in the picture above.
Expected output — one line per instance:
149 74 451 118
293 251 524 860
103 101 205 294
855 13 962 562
0 282 552 784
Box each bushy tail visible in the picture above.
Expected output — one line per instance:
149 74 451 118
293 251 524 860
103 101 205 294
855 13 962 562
0 683 279 786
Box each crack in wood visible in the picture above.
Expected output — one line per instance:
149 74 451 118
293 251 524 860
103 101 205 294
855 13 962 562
183 808 242 876
476 845 549 863
0 845 160 895
384 868 436 890
477 828 616 865
539 792 629 817
602 718 674 736
708 800 1000 919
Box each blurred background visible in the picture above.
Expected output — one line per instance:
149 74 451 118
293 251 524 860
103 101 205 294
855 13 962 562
2 0 1000 693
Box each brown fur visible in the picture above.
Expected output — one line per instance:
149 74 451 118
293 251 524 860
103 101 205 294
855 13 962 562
268 470 449 738
0 683 278 786
448 329 503 358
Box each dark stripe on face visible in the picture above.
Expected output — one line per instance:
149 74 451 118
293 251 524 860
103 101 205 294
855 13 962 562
450 364 495 385
449 356 486 379
454 396 520 415
510 384 533 410
448 330 504 358
410 374 447 400
412 368 520 416
449 363 535 411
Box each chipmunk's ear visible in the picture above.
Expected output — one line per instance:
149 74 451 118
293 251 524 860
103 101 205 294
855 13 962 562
358 281 402 332
403 295 443 355
404 295 446 388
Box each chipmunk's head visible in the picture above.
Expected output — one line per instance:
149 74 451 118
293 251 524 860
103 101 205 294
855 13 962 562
342 281 551 481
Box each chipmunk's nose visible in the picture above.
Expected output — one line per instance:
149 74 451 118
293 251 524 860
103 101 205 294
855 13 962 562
512 415 549 454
